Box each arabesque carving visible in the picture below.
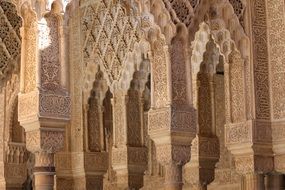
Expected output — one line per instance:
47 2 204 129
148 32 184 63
0 1 21 85
0 0 283 189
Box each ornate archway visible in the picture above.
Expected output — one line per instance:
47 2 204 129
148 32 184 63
38 0 284 188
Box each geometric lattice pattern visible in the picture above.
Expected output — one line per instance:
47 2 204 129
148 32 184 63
0 1 21 84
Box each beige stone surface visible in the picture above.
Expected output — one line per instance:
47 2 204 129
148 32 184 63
0 0 284 189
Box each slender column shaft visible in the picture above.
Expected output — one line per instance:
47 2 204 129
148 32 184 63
265 174 285 190
164 163 183 190
242 173 265 190
111 91 129 188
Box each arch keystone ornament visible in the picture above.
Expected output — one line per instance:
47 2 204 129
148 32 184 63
18 1 70 190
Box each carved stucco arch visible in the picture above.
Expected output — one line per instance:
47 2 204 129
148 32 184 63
188 1 253 119
189 0 249 60
116 39 150 92
147 0 177 44
190 22 235 77
83 39 151 106
80 0 152 105
134 0 249 107
81 0 193 106
144 0 248 55
190 19 250 121
81 0 249 108
140 0 248 109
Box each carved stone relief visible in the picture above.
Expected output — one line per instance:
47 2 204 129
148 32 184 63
0 1 21 85
251 0 271 120
81 1 141 85
0 0 282 189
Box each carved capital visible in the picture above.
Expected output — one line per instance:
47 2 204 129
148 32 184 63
4 163 27 185
225 120 253 147
148 107 171 132
148 106 196 142
184 136 219 187
34 151 54 168
234 155 273 175
127 146 148 166
198 136 219 159
274 155 285 173
5 142 27 164
26 129 65 153
156 144 191 165
84 152 109 174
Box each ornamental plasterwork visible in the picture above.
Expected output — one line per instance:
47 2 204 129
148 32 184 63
0 0 284 189
0 1 21 86
162 0 194 26
228 0 245 28
81 0 141 86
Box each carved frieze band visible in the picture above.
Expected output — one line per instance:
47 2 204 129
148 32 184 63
225 121 252 145
18 91 71 123
39 93 71 120
148 108 171 132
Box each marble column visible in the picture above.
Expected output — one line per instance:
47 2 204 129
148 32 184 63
242 173 265 190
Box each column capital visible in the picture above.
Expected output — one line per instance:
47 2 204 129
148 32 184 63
148 106 196 143
225 119 274 175
25 128 65 153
